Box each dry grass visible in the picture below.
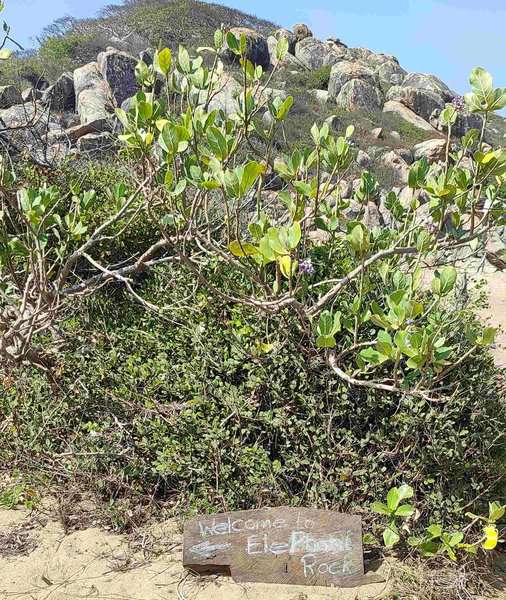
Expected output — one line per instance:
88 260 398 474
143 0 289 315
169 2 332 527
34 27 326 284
390 556 505 600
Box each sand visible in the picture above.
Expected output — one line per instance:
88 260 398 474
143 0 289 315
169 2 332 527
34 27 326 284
0 505 391 600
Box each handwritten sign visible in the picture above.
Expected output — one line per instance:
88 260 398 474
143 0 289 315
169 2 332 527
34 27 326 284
183 507 376 588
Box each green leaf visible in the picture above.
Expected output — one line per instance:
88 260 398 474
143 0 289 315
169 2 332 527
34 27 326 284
397 484 414 501
226 31 240 54
395 504 415 518
240 161 265 195
386 487 401 512
431 266 457 297
469 67 493 96
178 45 191 72
287 221 301 249
214 29 224 50
427 524 442 539
359 347 388 365
275 96 293 121
276 36 289 61
278 255 297 278
155 48 172 76
489 502 505 523
383 522 400 548
316 335 336 349
228 241 259 257
370 501 390 516
478 326 496 346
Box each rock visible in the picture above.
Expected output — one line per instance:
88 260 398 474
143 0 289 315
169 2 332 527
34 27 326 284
97 48 139 107
77 132 113 154
430 107 484 138
257 87 288 104
21 87 43 103
363 201 384 228
223 27 270 68
307 89 329 104
386 85 445 121
356 150 372 168
402 73 454 101
0 85 23 109
41 72 75 111
413 138 447 163
371 127 383 139
382 150 410 184
139 48 154 65
335 79 383 112
74 62 113 130
328 61 378 99
54 121 111 144
383 99 439 132
293 23 313 42
395 147 413 164
0 104 67 165
206 74 242 115
390 130 401 142
375 60 406 91
294 37 341 70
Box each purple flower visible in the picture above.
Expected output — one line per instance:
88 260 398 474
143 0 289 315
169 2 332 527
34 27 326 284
299 258 315 276
406 319 415 326
451 96 466 112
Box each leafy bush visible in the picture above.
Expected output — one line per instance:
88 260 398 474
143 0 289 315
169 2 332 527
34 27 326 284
1 259 504 523
0 27 505 543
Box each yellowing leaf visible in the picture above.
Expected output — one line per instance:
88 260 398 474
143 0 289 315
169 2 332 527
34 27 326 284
278 255 296 278
483 526 498 550
228 240 258 257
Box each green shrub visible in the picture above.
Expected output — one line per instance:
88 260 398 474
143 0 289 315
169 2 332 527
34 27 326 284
1 258 504 524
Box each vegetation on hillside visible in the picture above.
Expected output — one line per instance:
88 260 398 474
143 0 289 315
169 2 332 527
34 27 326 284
0 3 505 590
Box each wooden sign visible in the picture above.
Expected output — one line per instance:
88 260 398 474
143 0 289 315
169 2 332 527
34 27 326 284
183 507 376 588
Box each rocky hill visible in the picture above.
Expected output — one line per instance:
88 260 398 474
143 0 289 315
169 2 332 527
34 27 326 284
0 0 505 187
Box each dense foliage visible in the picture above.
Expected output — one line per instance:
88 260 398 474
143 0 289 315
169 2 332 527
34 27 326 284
0 17 505 561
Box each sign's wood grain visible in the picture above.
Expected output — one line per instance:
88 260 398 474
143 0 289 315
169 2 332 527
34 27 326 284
183 506 375 588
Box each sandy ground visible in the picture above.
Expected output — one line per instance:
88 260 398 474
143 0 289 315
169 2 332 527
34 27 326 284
0 505 392 600
482 271 506 368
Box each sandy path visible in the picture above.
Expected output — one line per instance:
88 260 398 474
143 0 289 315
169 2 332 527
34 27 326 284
0 506 391 600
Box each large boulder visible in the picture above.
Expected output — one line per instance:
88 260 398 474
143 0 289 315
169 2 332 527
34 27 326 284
205 74 242 115
383 100 438 132
41 72 75 111
97 48 139 107
430 107 484 138
413 138 447 163
73 62 113 130
293 23 313 42
294 37 342 70
375 60 406 90
335 79 383 112
0 85 23 109
402 73 454 101
0 104 67 165
223 27 270 68
386 85 445 121
328 61 378 99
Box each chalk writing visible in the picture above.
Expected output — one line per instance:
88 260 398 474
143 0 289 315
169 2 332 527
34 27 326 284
183 507 368 588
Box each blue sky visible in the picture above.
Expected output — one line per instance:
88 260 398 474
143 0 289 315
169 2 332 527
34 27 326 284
3 0 505 97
